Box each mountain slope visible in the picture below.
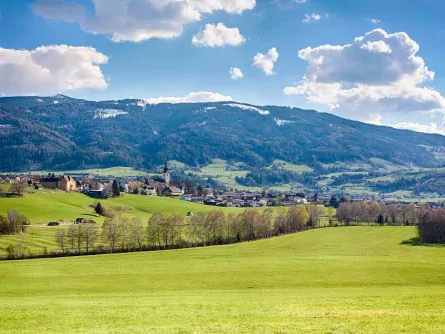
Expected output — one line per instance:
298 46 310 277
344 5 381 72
1 95 445 172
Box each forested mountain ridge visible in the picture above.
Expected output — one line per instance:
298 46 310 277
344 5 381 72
1 95 445 172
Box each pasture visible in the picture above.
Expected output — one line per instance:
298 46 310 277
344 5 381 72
0 191 241 256
0 227 445 333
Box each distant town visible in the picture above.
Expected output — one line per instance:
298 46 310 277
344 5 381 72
2 162 444 208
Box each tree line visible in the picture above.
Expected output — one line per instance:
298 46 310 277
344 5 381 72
52 206 312 256
336 201 426 226
418 208 445 244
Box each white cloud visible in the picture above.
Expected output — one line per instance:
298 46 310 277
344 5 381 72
284 29 445 128
0 44 108 96
393 122 445 135
192 23 245 47
229 67 244 80
143 91 233 104
367 19 381 24
32 0 256 43
293 0 307 3
360 40 392 53
253 47 279 76
31 0 86 22
302 13 322 23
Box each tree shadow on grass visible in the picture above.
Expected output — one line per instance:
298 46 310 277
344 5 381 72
81 213 99 218
401 237 445 248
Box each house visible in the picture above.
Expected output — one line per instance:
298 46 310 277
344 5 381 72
40 175 76 191
41 176 59 189
144 186 157 196
190 196 203 204
162 186 184 197
85 190 108 199
59 176 76 191
181 194 192 201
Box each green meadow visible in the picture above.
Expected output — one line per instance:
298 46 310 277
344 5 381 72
1 227 445 333
0 191 241 256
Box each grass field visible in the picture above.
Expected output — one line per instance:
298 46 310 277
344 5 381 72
270 160 314 173
0 191 242 256
1 227 445 333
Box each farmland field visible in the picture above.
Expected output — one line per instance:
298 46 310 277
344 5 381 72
1 227 445 333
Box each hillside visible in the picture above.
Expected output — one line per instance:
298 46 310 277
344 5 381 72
0 190 244 256
2 95 445 173
1 227 445 333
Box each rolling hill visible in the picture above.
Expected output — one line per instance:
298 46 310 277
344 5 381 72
1 227 444 333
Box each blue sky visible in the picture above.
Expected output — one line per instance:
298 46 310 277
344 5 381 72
1 0 445 133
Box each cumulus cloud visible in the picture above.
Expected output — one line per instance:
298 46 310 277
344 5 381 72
360 40 392 53
229 67 244 80
284 29 445 133
192 23 245 47
253 47 279 76
0 45 108 96
143 91 233 104
32 0 256 43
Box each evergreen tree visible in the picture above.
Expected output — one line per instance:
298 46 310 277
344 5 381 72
377 214 385 225
329 196 339 208
112 180 120 197
313 192 319 203
95 202 104 217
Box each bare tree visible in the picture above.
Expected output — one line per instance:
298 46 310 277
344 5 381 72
66 224 76 253
83 223 98 254
129 217 144 250
148 212 163 248
102 215 121 253
7 210 27 234
119 218 129 251
189 212 207 246
75 224 85 254
56 229 66 253
9 183 26 195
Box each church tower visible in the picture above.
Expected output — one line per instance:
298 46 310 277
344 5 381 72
163 161 171 186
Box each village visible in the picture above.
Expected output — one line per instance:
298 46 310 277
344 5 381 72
0 162 316 208
2 162 445 209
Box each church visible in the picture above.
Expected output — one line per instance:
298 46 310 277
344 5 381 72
145 162 184 196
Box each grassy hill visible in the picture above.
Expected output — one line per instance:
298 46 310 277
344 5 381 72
0 227 444 333
0 191 242 256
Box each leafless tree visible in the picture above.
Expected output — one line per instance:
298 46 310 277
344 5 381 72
9 183 26 195
66 224 76 253
56 229 66 253
83 223 98 254
119 218 129 251
102 215 121 253
75 224 85 254
129 217 144 250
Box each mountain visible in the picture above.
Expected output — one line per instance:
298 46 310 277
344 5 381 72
1 95 445 174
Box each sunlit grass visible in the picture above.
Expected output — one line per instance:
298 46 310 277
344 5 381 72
1 227 445 333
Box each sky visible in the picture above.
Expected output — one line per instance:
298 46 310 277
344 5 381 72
1 0 445 134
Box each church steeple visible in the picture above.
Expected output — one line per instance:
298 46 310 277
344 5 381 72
163 161 170 186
